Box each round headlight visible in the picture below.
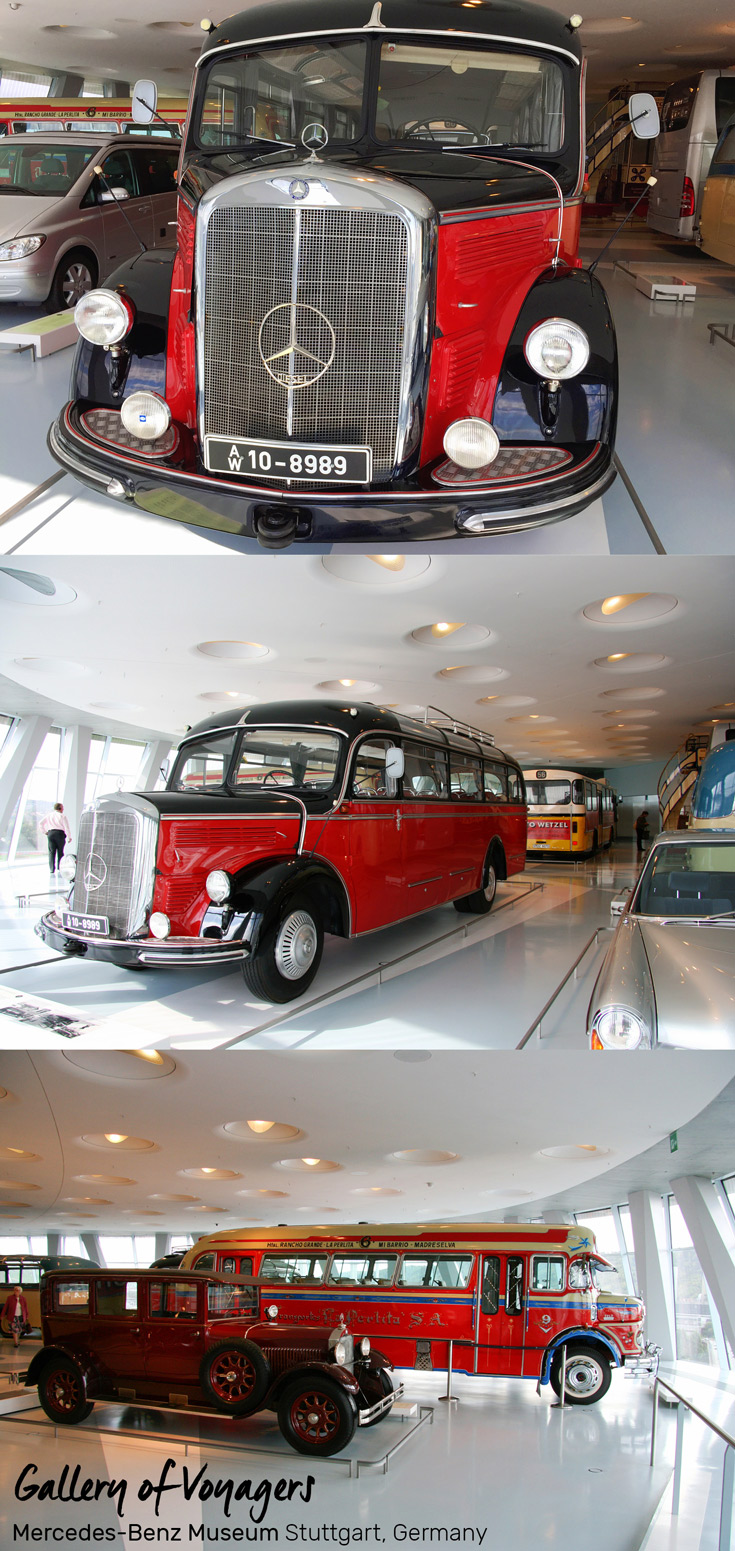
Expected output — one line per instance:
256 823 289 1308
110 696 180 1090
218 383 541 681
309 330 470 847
149 912 171 940
524 318 590 380
592 1006 648 1049
120 391 172 442
333 1339 347 1366
74 288 133 346
359 1337 371 1358
205 870 231 905
58 855 76 880
443 418 500 470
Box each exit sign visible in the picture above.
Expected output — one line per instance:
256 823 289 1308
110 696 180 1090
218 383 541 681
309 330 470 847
670 1131 678 1153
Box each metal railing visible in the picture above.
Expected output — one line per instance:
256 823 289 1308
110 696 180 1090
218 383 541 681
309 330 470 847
516 925 613 1047
436 1337 592 1410
650 1374 735 1551
708 322 735 354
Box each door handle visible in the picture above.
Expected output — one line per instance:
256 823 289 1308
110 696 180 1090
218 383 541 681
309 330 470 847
395 809 402 831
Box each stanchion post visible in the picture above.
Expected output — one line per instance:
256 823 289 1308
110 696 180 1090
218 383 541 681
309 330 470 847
719 1444 734 1551
650 1377 659 1467
672 1402 686 1516
559 1344 567 1409
438 1341 458 1405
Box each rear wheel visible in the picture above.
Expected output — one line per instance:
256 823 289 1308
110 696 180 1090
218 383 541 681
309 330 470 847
550 1344 611 1405
242 894 324 1003
278 1377 357 1456
38 1357 93 1424
200 1339 270 1416
46 249 97 312
454 859 498 915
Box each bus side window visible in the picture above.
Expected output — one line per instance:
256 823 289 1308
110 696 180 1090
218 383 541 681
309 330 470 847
531 1255 565 1292
506 1257 524 1315
507 768 524 804
480 1256 500 1315
483 762 507 801
194 1253 215 1271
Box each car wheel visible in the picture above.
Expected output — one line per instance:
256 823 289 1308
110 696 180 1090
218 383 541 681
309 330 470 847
46 250 98 313
38 1357 94 1424
277 1377 357 1456
453 859 498 915
200 1339 270 1416
242 894 324 1003
360 1367 394 1426
549 1344 611 1405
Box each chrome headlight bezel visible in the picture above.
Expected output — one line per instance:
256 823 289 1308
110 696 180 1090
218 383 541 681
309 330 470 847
0 234 46 262
591 1004 651 1050
332 1338 347 1366
524 318 590 381
443 418 500 470
359 1336 371 1358
74 287 134 347
205 869 231 905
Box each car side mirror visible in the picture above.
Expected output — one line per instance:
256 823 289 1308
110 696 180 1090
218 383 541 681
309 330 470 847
628 92 660 140
98 186 130 203
386 747 405 780
132 79 158 125
610 891 631 917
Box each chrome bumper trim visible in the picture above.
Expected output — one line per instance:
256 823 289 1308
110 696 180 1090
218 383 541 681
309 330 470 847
357 1380 403 1425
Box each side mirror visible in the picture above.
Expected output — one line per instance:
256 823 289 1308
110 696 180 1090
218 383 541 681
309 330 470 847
386 747 405 780
99 186 130 203
132 79 158 125
628 92 660 140
610 891 631 917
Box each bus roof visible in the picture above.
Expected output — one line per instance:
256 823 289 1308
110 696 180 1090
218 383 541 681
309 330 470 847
185 1221 597 1255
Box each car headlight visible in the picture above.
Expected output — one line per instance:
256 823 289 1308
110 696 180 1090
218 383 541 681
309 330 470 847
149 912 171 940
58 855 76 880
205 870 231 905
591 1006 650 1049
359 1337 371 1358
524 318 590 381
74 287 134 346
443 418 500 470
120 391 172 442
0 235 46 262
332 1339 347 1366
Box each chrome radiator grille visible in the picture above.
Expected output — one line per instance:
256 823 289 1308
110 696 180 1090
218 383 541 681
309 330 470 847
202 205 409 481
71 808 152 936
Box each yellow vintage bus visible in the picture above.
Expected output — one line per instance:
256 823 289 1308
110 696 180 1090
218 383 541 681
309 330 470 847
523 769 616 856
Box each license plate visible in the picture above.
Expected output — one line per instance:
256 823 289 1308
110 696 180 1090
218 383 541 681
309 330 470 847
62 911 109 936
205 435 372 484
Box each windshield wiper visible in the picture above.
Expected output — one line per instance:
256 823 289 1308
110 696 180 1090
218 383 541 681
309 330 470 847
0 185 51 194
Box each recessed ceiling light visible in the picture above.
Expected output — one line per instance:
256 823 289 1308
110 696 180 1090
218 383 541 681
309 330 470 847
0 1147 40 1162
368 555 405 571
237 1189 289 1198
539 1144 610 1159
411 623 492 649
317 678 380 694
600 686 666 701
0 568 77 607
389 1150 459 1165
0 1179 40 1190
350 1187 403 1196
62 1050 175 1079
149 1194 201 1202
478 695 536 708
180 1167 243 1181
15 656 90 676
275 1158 341 1173
73 1174 137 1185
438 665 508 683
80 1134 155 1151
322 556 431 586
196 641 269 659
593 654 671 672
224 1120 302 1143
584 593 679 625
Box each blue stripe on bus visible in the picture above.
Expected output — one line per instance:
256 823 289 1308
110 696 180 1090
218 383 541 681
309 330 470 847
259 1291 473 1306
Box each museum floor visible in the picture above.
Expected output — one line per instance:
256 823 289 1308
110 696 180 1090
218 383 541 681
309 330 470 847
0 842 642 1049
1 226 734 558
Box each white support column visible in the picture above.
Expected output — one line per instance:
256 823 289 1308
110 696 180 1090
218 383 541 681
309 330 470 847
154 1234 169 1262
0 716 53 837
628 1190 676 1360
542 1211 576 1224
136 739 173 791
671 1175 735 1354
61 725 92 841
80 1232 102 1265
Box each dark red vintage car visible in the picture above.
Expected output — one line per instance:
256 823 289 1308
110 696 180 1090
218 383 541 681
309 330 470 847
38 700 527 1002
47 0 656 546
24 1270 398 1456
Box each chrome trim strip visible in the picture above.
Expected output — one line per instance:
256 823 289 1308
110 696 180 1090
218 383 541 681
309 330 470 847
456 464 612 531
408 875 443 888
195 28 580 68
159 812 303 822
40 913 248 961
357 1380 404 1425
439 197 583 225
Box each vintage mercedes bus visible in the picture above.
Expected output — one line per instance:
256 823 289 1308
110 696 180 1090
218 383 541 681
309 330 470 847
180 1222 647 1404
38 700 527 1003
523 767 615 856
49 0 655 546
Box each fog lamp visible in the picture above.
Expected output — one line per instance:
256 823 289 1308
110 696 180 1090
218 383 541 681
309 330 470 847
524 318 590 380
205 869 231 904
121 391 171 442
592 1006 648 1049
443 418 500 470
74 288 133 346
149 912 171 940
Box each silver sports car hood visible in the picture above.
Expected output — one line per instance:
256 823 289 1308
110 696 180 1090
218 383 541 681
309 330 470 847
637 920 735 1048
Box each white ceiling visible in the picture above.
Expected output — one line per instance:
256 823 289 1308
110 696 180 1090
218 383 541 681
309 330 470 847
0 553 732 774
1 1049 734 1235
0 0 732 98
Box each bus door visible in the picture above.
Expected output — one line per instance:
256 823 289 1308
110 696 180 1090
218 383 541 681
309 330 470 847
475 1253 526 1376
400 740 452 910
342 737 406 931
448 751 486 894
524 1252 571 1376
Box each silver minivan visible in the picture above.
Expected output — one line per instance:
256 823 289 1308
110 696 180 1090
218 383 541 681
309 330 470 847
0 133 179 309
647 68 735 240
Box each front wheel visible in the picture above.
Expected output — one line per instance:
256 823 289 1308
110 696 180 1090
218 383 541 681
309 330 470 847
46 249 97 312
453 861 497 915
199 1339 270 1416
242 894 324 1003
360 1367 394 1426
550 1344 611 1405
278 1377 357 1456
38 1357 94 1424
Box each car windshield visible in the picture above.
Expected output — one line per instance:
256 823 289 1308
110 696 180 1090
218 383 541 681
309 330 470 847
376 42 565 149
0 141 100 195
196 40 368 150
233 729 342 792
635 841 735 919
170 732 237 792
207 1281 257 1318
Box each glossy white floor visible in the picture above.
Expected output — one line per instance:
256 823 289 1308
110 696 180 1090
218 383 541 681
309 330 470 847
0 843 641 1050
1 225 734 558
1 1333 733 1551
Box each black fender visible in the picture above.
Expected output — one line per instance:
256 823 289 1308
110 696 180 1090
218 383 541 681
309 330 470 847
70 246 175 408
200 855 351 952
492 266 618 447
539 1327 622 1385
267 1361 361 1407
25 1346 97 1395
484 837 507 882
354 1352 394 1405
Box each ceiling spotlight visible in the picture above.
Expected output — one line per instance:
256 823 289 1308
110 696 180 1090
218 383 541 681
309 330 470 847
339 679 355 687
131 1049 164 1064
104 1134 127 1144
247 1120 275 1134
600 593 649 615
302 1158 321 1166
368 555 405 571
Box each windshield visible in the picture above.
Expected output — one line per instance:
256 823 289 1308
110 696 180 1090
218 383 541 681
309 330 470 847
635 842 735 919
376 42 564 149
207 1281 257 1318
526 780 572 805
170 732 237 792
0 141 100 195
196 40 368 150
590 1260 625 1294
233 729 342 791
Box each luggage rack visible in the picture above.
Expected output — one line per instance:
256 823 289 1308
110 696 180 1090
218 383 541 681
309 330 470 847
387 704 497 751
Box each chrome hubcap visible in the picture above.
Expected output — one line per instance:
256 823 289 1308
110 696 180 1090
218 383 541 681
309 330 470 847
275 910 318 980
566 1358 602 1396
63 263 93 305
484 866 497 902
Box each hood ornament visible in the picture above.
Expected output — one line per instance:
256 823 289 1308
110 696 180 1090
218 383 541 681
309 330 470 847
301 122 329 160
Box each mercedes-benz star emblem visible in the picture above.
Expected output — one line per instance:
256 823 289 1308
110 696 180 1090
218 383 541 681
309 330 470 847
289 178 309 201
301 122 329 152
258 302 336 389
83 852 107 891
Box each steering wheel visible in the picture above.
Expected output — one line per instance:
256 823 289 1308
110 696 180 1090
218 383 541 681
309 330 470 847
404 119 479 142
263 770 290 786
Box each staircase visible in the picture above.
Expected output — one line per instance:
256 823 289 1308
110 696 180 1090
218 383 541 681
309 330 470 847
586 88 633 178
658 736 711 830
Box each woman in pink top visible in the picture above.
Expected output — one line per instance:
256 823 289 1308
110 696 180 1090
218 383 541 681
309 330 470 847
2 1286 30 1348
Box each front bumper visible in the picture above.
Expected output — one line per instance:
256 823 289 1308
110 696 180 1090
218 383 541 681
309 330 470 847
37 910 251 968
357 1380 403 1426
0 263 50 305
50 403 616 546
